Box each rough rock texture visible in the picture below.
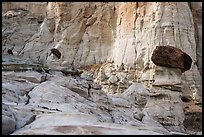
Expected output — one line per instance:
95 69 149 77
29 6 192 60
2 2 47 17
2 68 172 135
151 45 192 72
2 2 201 98
2 2 202 135
2 9 44 56
2 104 16 135
189 2 202 76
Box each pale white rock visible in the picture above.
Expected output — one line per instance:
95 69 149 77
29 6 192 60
28 81 73 104
48 70 64 76
2 71 38 105
5 72 170 134
9 106 35 130
2 87 20 105
3 71 43 83
133 110 144 121
108 74 118 84
144 89 185 132
108 95 131 108
1 69 189 135
2 9 42 56
16 112 100 130
19 18 54 65
182 65 202 103
121 83 150 110
2 79 37 95
142 111 165 128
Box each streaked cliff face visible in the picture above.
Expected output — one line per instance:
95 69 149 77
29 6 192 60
2 1 202 104
2 2 201 69
2 2 202 135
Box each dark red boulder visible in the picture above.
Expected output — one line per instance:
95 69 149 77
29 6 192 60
151 46 192 72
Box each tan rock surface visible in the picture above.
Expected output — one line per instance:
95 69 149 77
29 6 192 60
2 2 202 135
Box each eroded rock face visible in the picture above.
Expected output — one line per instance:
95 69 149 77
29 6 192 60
189 2 202 76
2 2 47 17
151 46 192 72
2 68 172 135
2 2 202 135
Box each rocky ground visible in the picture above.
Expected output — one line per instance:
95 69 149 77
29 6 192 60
2 55 202 135
2 55 168 135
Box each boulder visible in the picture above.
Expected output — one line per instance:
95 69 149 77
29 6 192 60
2 104 16 135
121 83 150 109
108 74 118 84
2 115 16 135
151 46 192 72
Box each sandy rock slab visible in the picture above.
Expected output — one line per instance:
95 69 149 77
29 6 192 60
11 112 171 135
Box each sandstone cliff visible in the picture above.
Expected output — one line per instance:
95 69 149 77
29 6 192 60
2 2 202 135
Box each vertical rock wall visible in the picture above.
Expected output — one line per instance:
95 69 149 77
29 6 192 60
43 2 117 69
189 2 202 76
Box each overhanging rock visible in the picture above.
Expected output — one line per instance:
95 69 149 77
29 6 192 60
151 46 192 72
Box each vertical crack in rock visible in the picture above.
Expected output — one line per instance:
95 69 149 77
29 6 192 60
187 5 196 55
18 39 30 55
93 54 96 64
84 40 91 65
188 2 199 47
133 2 138 39
45 38 54 61
103 93 115 123
71 19 88 66
171 4 177 46
121 39 128 64
176 3 182 49
99 35 102 63
188 2 202 77
79 42 84 64
134 46 137 66
158 2 165 46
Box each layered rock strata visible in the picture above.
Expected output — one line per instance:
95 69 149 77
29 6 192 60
2 2 202 135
